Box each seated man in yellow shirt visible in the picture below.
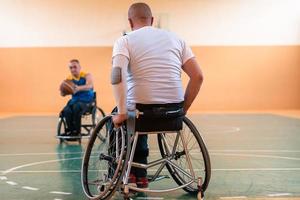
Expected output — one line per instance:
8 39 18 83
61 59 94 135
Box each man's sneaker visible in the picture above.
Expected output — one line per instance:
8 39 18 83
136 177 149 188
70 131 80 136
128 173 136 186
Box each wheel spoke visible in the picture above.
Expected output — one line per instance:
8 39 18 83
157 117 210 193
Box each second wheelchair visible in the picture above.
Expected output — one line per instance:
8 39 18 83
57 92 106 144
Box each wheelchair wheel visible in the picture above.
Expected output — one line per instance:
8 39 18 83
57 117 67 143
92 107 106 141
82 116 128 200
57 116 82 144
157 116 211 194
92 107 106 125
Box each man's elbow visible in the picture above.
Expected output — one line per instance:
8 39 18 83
87 84 93 89
193 72 204 85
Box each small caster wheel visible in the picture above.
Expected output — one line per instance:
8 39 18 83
123 196 130 200
98 184 105 192
123 185 130 199
197 191 204 200
123 193 131 200
197 177 203 200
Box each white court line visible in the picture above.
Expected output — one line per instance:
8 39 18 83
0 170 83 173
1 153 300 176
1 150 300 156
268 193 291 197
0 152 84 156
0 176 7 180
151 150 300 153
210 150 300 153
211 153 300 161
136 197 164 200
22 186 39 191
50 191 72 195
54 199 63 200
2 168 300 174
212 168 300 171
1 153 300 175
1 157 82 175
220 196 247 199
6 181 18 185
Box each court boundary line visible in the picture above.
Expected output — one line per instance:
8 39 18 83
1 154 300 199
0 167 300 174
1 168 300 173
1 149 300 157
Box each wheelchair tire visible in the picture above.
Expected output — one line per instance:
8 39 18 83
157 116 211 194
81 116 129 200
92 107 106 125
57 117 66 143
92 107 107 141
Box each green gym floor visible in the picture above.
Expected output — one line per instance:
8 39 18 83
0 113 300 200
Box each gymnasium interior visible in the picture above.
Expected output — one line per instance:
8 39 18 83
0 0 299 200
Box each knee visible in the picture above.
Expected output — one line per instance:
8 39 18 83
72 103 83 113
62 105 72 115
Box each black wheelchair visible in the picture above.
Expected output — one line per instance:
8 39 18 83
57 92 106 144
81 105 211 200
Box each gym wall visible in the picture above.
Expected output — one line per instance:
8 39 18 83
0 0 299 113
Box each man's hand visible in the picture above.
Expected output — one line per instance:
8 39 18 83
73 74 93 94
74 85 80 93
60 91 66 97
112 113 127 128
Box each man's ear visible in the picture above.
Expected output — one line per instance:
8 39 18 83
129 19 134 30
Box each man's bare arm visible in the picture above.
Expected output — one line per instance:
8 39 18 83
111 55 129 127
182 58 204 113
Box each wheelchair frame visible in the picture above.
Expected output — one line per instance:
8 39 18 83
81 110 211 200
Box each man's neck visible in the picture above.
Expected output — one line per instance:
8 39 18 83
73 73 80 79
132 24 151 31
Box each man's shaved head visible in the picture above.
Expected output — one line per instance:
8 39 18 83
128 2 153 30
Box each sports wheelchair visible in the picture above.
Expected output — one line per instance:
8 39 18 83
57 92 106 144
81 107 211 200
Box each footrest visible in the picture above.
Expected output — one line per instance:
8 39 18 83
56 135 90 139
81 133 90 137
147 174 170 182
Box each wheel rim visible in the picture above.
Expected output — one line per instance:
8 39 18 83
157 117 210 193
92 108 107 141
82 116 126 199
57 118 66 136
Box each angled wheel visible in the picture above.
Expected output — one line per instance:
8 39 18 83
92 107 107 141
82 116 128 200
57 117 66 143
157 116 211 194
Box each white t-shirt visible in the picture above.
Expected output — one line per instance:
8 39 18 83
112 26 194 107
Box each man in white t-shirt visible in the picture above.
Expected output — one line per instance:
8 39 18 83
111 2 203 188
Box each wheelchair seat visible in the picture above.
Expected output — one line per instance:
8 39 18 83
135 102 184 132
82 101 96 116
